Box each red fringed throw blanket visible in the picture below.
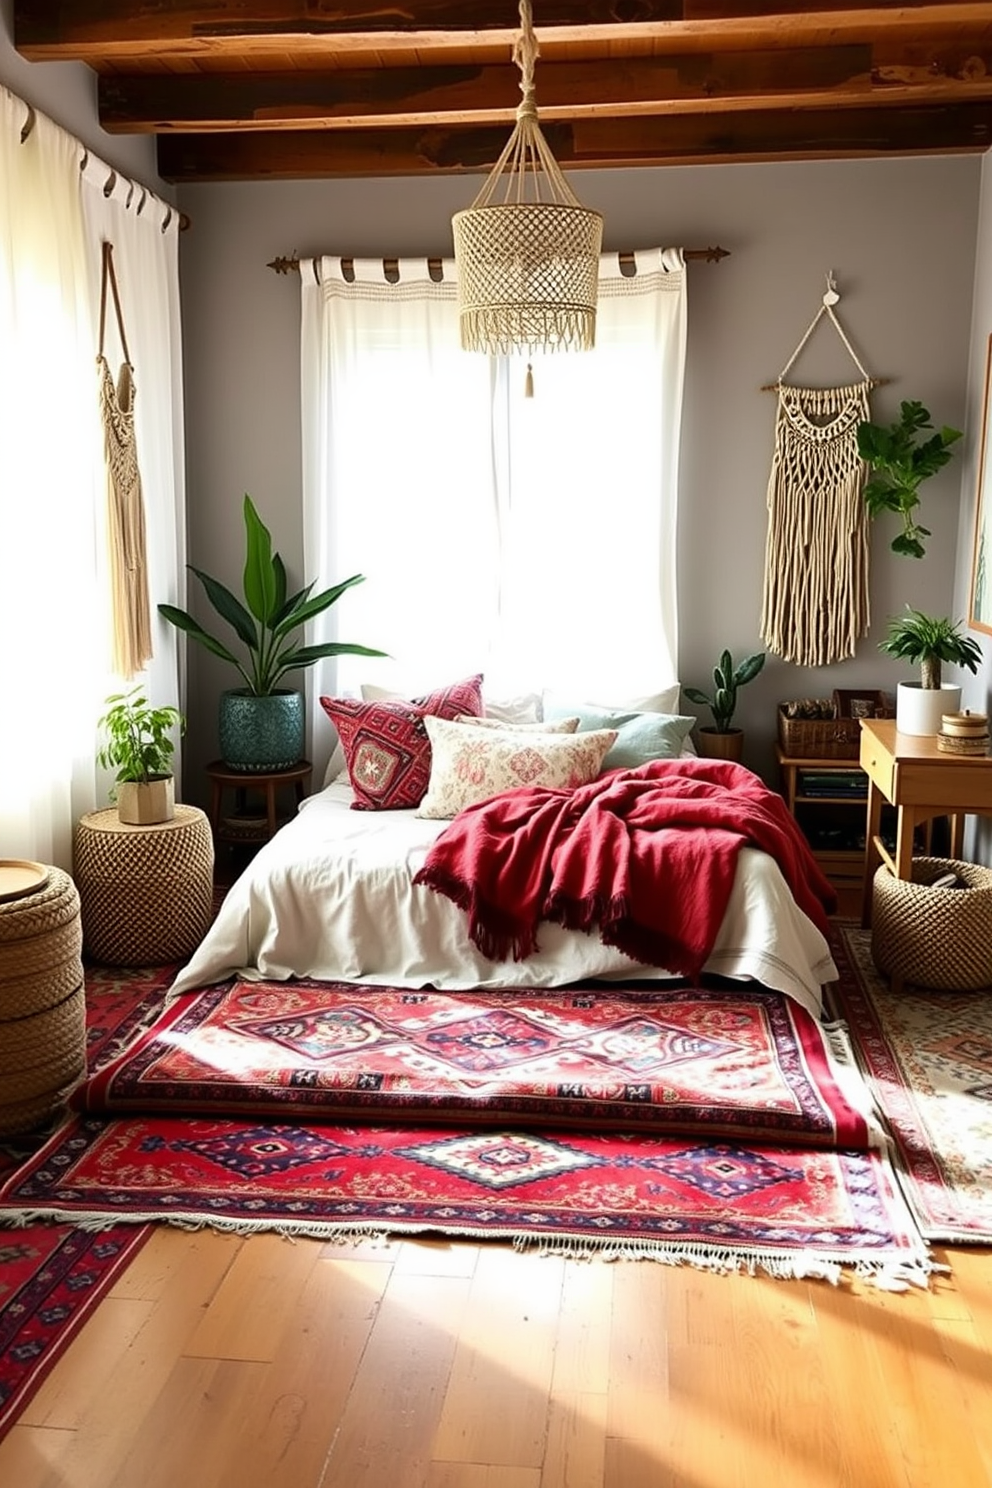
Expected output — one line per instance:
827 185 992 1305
413 758 837 979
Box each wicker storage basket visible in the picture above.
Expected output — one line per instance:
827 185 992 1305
777 707 862 759
0 866 85 1136
871 857 992 991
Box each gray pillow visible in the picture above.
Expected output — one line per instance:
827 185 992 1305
543 700 696 770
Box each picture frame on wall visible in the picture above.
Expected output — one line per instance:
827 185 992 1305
969 332 992 636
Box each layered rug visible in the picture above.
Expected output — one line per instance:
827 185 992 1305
74 977 875 1148
0 964 173 1443
0 1109 930 1291
830 924 992 1244
0 973 935 1298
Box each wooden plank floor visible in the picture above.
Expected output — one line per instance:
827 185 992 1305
1 1229 991 1487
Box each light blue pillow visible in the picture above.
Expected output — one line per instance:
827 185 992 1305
543 701 696 771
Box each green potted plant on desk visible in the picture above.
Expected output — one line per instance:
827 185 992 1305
684 648 766 762
97 688 186 825
879 607 983 736
159 494 386 772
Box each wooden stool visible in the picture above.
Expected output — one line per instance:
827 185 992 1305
73 806 214 966
206 759 312 847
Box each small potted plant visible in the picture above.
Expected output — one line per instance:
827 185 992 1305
97 688 186 824
879 607 983 735
159 494 386 772
857 400 962 559
684 649 766 761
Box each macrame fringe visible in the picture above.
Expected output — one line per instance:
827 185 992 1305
97 240 152 679
760 380 872 667
0 1207 938 1290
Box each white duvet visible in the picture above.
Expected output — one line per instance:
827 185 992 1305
171 779 838 1019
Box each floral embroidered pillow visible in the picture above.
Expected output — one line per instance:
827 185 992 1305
416 716 617 820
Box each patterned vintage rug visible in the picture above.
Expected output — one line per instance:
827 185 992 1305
831 924 992 1243
0 1109 932 1291
0 964 172 1443
74 977 875 1149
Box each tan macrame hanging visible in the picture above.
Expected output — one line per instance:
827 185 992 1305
98 240 152 679
759 281 874 668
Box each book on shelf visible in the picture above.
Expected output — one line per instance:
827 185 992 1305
798 769 867 797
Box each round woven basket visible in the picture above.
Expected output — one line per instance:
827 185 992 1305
871 856 992 991
0 866 85 1136
73 805 214 966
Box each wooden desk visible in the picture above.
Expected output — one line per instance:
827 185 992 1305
859 718 992 926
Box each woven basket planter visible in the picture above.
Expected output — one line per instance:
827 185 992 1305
871 857 992 991
0 866 85 1136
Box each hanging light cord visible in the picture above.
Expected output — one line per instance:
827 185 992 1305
470 0 582 211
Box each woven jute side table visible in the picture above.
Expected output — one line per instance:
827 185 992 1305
871 856 992 991
0 867 85 1136
73 805 214 967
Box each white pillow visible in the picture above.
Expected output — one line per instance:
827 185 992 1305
542 684 681 717
417 717 617 820
455 714 579 733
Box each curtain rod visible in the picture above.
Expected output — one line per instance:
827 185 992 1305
267 246 730 277
17 95 190 232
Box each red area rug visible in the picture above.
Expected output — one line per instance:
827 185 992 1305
830 924 992 1243
75 978 873 1148
0 963 172 1443
0 1110 932 1290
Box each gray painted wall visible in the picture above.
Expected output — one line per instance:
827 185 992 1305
174 158 982 796
4 6 989 843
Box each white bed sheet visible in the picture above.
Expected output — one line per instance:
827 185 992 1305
171 779 837 1018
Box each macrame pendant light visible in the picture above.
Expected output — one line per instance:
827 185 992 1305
452 0 603 357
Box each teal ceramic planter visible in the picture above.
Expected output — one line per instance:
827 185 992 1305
218 689 305 772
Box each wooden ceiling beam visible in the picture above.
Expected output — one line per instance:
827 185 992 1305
97 42 992 132
16 1 992 60
155 100 992 180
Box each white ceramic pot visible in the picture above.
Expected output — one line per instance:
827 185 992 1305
895 681 962 737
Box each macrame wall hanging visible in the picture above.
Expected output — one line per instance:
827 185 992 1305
98 240 152 679
759 276 880 668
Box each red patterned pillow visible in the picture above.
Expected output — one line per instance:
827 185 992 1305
320 674 483 810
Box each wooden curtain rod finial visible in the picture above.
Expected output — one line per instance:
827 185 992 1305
267 246 730 275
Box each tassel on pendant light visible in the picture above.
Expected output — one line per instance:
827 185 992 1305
451 0 603 361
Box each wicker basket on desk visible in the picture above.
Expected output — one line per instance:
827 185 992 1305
777 707 862 759
871 857 992 991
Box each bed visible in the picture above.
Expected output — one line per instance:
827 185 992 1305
170 771 838 1021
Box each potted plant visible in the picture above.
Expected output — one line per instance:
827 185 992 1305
684 649 766 762
879 606 983 735
857 400 962 559
97 688 185 825
159 494 386 771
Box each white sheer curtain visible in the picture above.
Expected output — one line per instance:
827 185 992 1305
0 86 185 870
300 248 686 780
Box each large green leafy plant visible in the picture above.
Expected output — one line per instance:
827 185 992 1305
879 607 982 690
159 494 385 694
684 649 766 733
857 400 962 559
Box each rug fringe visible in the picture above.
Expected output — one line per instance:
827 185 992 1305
0 1209 937 1290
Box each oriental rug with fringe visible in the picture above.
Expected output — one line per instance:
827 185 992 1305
830 924 992 1243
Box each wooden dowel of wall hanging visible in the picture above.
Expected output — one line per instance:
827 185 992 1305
266 246 731 276
760 375 892 392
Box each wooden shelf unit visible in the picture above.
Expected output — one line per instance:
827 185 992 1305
775 746 869 889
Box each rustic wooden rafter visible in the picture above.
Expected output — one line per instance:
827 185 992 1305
13 1 992 180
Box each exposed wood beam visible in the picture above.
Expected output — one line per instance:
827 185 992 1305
16 2 992 60
97 43 992 133
156 100 992 180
